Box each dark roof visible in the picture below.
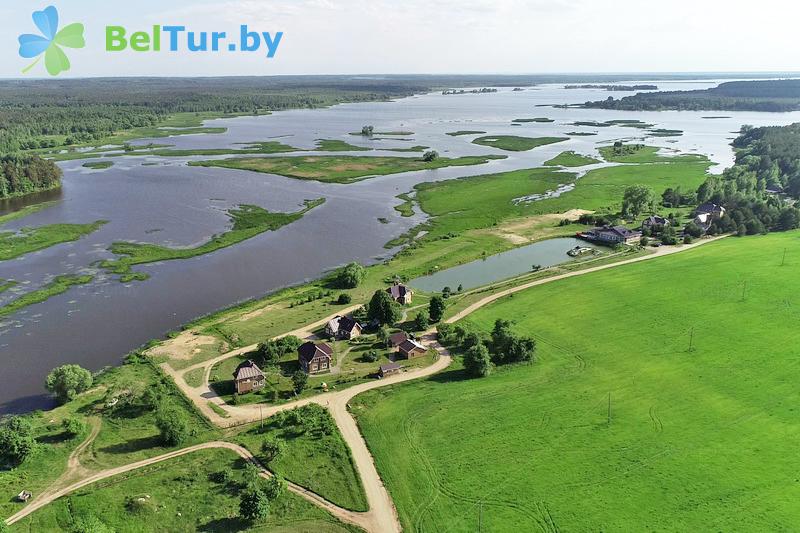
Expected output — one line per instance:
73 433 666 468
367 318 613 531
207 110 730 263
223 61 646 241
233 359 264 381
399 339 426 353
338 315 360 333
380 362 402 373
389 331 408 346
298 341 333 363
596 225 640 238
696 203 723 214
643 215 668 225
387 284 411 299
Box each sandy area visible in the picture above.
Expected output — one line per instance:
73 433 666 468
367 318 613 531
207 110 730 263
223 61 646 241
146 330 224 360
495 209 594 243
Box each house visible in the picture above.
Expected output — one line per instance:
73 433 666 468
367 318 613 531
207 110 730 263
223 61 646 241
325 315 362 340
298 341 333 374
641 215 670 231
693 212 713 232
398 339 427 359
386 283 413 305
587 225 642 245
695 203 726 220
388 331 409 348
379 362 402 378
232 360 266 394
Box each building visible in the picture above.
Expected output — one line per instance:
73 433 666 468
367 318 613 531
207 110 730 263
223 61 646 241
325 315 362 340
695 203 726 220
232 360 266 394
386 283 413 305
586 225 642 245
398 339 427 359
379 362 402 378
641 215 670 231
388 331 409 348
298 341 333 374
693 212 713 232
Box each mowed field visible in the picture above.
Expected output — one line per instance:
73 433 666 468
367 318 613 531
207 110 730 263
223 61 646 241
352 232 800 532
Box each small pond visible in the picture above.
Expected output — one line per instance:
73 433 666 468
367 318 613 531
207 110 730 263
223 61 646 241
410 237 604 292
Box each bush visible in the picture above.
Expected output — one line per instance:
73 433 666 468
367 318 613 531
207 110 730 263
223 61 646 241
155 403 192 446
45 364 93 403
208 470 231 484
291 370 308 394
239 489 270 522
422 150 439 162
62 417 85 437
363 350 380 363
261 437 284 463
337 293 352 305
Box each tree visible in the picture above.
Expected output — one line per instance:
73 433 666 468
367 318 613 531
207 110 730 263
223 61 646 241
778 208 800 231
377 326 390 346
336 262 366 289
45 364 93 403
463 343 492 378
239 489 270 522
261 437 284 463
429 295 445 323
621 185 656 219
62 417 85 437
422 150 439 162
336 293 352 305
257 336 302 367
360 125 374 136
262 475 286 501
291 370 308 394
442 286 452 299
0 415 37 465
367 290 402 325
660 225 678 245
415 311 430 331
506 336 537 363
684 221 704 238
155 403 191 446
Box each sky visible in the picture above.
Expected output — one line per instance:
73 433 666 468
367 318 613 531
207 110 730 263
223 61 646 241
2 0 799 78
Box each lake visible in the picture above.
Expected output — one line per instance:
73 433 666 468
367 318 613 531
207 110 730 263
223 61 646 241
3 79 800 413
410 238 602 293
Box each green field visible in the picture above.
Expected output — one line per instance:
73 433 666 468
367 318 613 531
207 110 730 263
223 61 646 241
315 139 371 152
543 151 601 167
190 155 504 184
511 117 553 123
142 141 300 158
0 275 94 318
446 130 486 137
101 200 323 278
9 448 359 533
353 232 800 532
0 221 107 261
471 135 568 152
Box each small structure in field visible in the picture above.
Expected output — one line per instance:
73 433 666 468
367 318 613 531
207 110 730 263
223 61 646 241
398 339 427 359
641 215 670 231
232 360 266 394
386 283 413 305
325 315 362 340
298 341 333 374
379 362 402 378
17 490 32 502
583 225 642 245
388 331 409 348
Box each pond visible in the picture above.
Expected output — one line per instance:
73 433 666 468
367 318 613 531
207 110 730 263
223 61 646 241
410 237 604 293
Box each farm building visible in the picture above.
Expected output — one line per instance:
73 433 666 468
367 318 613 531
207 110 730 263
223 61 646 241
298 341 333 374
232 360 266 394
326 315 362 340
379 362 402 378
695 203 726 220
584 225 642 245
388 331 409 348
398 339 427 359
386 283 413 305
641 215 670 230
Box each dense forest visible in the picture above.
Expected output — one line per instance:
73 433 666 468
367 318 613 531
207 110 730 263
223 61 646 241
693 122 800 235
584 80 800 112
0 154 61 198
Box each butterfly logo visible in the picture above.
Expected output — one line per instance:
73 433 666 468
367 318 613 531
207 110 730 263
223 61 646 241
18 6 85 76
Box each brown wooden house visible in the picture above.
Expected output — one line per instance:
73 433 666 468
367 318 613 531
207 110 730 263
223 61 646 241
325 315 362 340
398 339 427 359
298 341 333 374
232 360 266 394
388 331 409 348
379 362 402 378
386 283 413 305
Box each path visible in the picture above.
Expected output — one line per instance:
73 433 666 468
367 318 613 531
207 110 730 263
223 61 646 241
8 236 727 532
5 441 373 531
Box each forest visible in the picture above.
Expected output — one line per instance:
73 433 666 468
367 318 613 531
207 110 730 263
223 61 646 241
693 122 800 235
0 154 61 199
583 79 800 112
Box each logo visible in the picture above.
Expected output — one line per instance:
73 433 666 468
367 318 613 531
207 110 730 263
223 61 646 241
18 6 85 76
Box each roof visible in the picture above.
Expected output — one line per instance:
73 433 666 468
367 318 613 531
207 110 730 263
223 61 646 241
328 315 360 334
380 362 402 372
387 284 411 299
643 215 669 225
233 359 264 381
298 341 333 363
399 339 426 353
389 331 408 346
696 203 724 214
596 225 640 238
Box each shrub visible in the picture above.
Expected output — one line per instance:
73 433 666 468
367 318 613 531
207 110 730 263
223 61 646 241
45 364 93 403
155 403 192 446
62 417 85 437
337 293 352 305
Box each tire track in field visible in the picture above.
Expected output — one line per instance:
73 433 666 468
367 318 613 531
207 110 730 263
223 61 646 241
649 405 664 432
